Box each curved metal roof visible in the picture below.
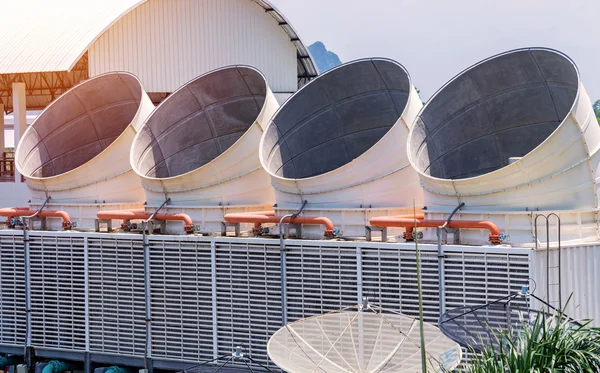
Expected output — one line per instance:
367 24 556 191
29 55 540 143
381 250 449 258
0 0 317 87
253 0 319 87
0 0 318 112
0 0 146 74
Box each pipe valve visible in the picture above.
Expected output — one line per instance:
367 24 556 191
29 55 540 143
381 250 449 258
332 227 343 237
403 230 424 241
184 224 199 234
497 232 510 243
126 221 139 230
63 221 76 230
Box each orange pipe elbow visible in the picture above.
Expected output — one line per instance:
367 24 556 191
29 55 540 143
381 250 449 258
0 207 73 230
224 211 335 237
96 210 195 233
370 214 501 244
153 213 194 232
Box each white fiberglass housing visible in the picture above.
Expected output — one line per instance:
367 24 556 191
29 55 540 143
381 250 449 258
259 58 424 237
15 72 154 228
407 48 600 245
130 66 279 233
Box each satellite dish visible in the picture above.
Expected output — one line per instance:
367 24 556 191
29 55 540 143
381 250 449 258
438 288 581 353
267 303 462 373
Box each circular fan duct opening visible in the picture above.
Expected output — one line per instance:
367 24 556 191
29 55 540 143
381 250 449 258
261 58 412 180
17 72 145 179
131 66 268 179
408 49 579 180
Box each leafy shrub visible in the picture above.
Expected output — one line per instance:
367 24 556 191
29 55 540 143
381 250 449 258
463 306 600 373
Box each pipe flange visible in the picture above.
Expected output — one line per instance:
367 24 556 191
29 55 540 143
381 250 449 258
403 230 424 242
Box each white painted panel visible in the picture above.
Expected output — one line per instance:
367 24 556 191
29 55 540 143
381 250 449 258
532 243 600 325
0 182 29 206
4 130 13 148
89 0 298 94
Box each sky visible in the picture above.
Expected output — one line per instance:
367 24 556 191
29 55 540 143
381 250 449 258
272 0 600 102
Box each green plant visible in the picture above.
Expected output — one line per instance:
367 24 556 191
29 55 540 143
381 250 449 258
464 304 600 373
413 200 428 372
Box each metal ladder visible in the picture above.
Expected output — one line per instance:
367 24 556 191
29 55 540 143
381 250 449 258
534 213 562 311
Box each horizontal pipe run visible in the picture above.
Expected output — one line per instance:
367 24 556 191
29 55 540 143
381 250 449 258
97 210 195 233
224 211 335 238
0 207 72 229
370 214 501 244
242 210 276 216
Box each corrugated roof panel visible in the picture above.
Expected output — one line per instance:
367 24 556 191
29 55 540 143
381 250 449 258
88 0 299 93
0 0 147 74
253 0 318 85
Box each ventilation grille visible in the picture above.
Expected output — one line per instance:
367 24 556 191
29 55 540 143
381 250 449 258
149 240 213 362
0 232 531 369
286 245 358 321
215 242 282 369
362 247 440 322
88 237 145 356
30 235 86 350
444 250 531 360
444 251 531 311
0 233 25 346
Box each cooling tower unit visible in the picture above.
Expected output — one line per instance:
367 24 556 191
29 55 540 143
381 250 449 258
259 58 424 237
15 72 154 230
407 48 600 245
130 66 279 234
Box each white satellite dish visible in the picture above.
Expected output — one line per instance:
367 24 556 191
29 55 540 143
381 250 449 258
267 303 461 373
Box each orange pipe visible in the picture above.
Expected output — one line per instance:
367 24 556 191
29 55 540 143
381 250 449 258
224 211 335 237
370 214 501 244
97 210 195 233
239 210 276 230
0 207 72 229
241 210 276 216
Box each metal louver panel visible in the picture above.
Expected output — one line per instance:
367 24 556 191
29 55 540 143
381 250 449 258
215 242 282 369
286 245 358 321
149 239 213 362
88 237 145 357
0 231 534 369
443 249 531 362
362 246 440 322
444 250 530 310
29 235 86 350
0 232 25 346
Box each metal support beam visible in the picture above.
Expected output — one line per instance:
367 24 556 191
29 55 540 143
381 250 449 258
84 237 90 373
12 82 25 182
0 104 5 155
142 221 153 373
23 218 32 370
437 227 446 315
356 246 363 305
210 239 219 360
